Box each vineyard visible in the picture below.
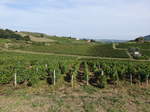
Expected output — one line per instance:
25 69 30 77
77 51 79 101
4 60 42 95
0 30 150 112
7 40 129 58
0 48 150 112
0 31 128 58
116 42 150 50
116 42 150 59
141 50 150 57
0 51 150 88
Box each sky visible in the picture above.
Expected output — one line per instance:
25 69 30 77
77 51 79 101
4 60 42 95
0 0 150 40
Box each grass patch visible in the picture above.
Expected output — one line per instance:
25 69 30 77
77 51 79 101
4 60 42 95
81 85 98 94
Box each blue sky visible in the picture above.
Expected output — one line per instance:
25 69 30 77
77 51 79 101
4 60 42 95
0 0 150 40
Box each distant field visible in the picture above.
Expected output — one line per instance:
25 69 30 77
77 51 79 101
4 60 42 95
116 42 150 58
141 50 150 57
21 32 83 43
116 42 150 50
0 32 126 58
12 42 128 58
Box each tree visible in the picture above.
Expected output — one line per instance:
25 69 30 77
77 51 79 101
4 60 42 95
135 36 144 43
24 35 31 41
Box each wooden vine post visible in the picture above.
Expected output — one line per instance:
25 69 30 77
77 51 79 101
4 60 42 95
138 74 141 87
146 75 149 86
71 74 74 88
36 67 39 72
84 62 89 86
146 67 150 87
71 64 78 88
45 64 48 69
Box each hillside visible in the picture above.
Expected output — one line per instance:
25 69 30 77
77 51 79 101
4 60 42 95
116 42 150 59
144 35 150 41
1 29 150 60
0 29 150 112
0 31 129 59
133 35 150 42
96 39 128 43
0 29 30 41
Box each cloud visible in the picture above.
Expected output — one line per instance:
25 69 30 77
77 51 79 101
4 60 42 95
0 0 150 39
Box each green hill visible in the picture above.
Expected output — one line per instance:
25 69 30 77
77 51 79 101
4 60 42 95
20 32 129 58
0 30 129 58
0 29 30 41
116 42 150 59
144 35 150 41
133 35 150 42
0 29 150 112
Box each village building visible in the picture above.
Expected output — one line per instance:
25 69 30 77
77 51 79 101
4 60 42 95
133 51 142 57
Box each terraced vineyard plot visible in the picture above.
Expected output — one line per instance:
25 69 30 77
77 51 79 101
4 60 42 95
88 44 129 58
116 42 150 58
13 42 129 58
116 42 150 50
141 50 150 57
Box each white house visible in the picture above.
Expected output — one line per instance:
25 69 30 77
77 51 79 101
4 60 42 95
76 38 80 40
134 51 142 57
134 51 140 55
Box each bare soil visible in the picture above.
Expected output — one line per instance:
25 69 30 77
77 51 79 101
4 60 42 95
0 83 150 112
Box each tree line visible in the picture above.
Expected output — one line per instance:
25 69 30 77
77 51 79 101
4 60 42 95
0 29 30 41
